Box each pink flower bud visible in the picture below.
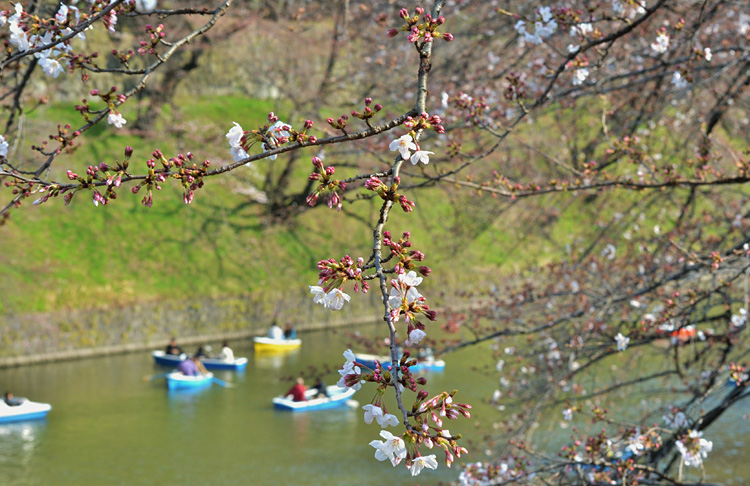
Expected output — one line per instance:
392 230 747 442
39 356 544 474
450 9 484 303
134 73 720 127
443 33 454 41
399 195 415 212
304 119 313 129
399 8 409 18
387 28 399 38
415 7 424 15
419 266 432 276
124 146 133 157
308 136 318 143
306 193 318 206
325 166 335 175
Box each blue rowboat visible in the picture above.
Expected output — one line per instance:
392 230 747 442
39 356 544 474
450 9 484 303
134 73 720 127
272 386 356 412
355 353 446 372
253 336 302 354
0 399 52 423
151 351 248 371
166 371 214 391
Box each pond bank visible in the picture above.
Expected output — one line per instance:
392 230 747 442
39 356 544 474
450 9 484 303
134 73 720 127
0 314 378 369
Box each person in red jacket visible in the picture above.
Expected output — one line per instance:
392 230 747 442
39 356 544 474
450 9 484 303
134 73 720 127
285 377 307 402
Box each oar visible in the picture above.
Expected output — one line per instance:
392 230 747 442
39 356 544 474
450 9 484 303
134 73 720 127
143 372 171 382
211 377 236 388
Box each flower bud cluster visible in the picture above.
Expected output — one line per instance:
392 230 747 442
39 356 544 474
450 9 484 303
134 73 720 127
383 230 432 277
403 111 445 134
326 114 348 131
306 156 346 211
388 7 453 44
138 23 165 56
350 97 383 122
315 254 368 294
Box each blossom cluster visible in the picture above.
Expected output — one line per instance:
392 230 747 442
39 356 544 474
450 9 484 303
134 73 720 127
513 6 558 45
676 430 713 468
387 7 453 44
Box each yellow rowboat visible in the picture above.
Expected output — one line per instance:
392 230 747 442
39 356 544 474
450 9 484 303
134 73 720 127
253 336 302 353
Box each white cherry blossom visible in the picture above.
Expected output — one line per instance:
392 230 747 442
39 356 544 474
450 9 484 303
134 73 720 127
676 430 712 467
107 111 127 129
651 32 669 53
389 134 417 160
405 328 426 346
0 135 8 157
370 430 407 466
615 332 630 351
363 404 384 425
325 288 351 310
410 150 433 165
226 122 244 147
309 285 327 307
377 413 399 428
410 454 438 476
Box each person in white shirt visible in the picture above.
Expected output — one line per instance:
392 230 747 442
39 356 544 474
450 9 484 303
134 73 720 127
268 324 284 340
218 341 235 362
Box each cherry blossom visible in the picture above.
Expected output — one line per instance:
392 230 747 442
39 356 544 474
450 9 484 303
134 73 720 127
664 409 688 429
389 134 417 160
0 135 8 158
363 403 385 425
107 112 127 129
410 150 434 165
405 328 426 346
615 332 630 351
324 288 350 310
731 308 746 328
572 68 589 86
309 285 327 307
409 454 438 476
651 31 670 53
676 430 713 467
377 412 399 428
40 57 65 78
562 408 573 421
370 430 407 467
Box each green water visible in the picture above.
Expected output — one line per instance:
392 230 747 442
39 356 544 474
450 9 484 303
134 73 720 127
1 328 748 485
0 328 480 486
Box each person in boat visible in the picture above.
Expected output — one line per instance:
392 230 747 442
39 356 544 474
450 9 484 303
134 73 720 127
283 324 297 340
3 391 24 406
165 338 183 356
218 341 234 362
194 345 209 359
177 356 207 376
285 377 307 402
311 377 329 399
268 323 284 340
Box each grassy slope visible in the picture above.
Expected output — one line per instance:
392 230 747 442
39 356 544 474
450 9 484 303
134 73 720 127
0 94 708 316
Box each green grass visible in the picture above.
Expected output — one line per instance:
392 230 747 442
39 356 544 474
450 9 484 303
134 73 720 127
1 94 739 315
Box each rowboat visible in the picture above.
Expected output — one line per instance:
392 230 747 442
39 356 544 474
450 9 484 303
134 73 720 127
355 353 446 372
166 371 214 391
151 350 248 371
272 386 356 412
0 399 52 423
253 336 302 353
